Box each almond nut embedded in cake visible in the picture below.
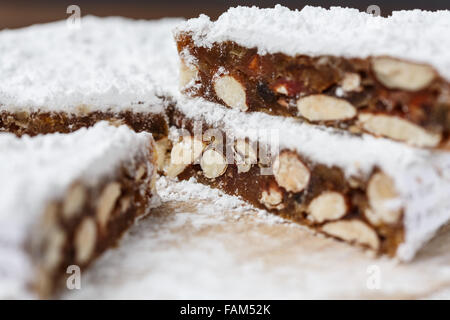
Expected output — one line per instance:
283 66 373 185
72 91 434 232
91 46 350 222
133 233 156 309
340 72 362 92
167 136 205 177
134 164 147 182
273 150 311 193
200 148 228 179
358 113 441 147
96 182 121 229
154 137 171 172
322 219 380 250
74 217 97 264
41 226 66 271
307 191 348 223
365 172 402 226
371 57 436 91
296 94 357 121
260 182 284 210
62 183 87 220
180 60 199 89
213 74 248 111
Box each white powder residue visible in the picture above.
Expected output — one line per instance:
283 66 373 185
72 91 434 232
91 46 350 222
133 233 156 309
61 189 450 299
0 16 182 113
176 5 450 81
173 96 450 261
0 122 155 298
157 176 286 226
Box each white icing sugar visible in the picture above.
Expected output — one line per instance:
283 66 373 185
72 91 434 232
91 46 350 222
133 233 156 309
0 16 183 113
61 179 450 299
175 5 450 81
156 176 286 225
0 122 154 298
173 96 450 260
157 176 251 211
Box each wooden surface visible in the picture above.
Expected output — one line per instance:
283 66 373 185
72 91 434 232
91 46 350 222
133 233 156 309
62 179 450 299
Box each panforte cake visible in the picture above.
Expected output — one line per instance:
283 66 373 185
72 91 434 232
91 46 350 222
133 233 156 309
0 8 449 271
0 16 182 139
164 95 450 261
0 122 159 298
175 6 450 148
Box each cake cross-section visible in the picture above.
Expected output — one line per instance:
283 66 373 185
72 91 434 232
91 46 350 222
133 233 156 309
0 122 159 298
174 6 450 148
162 96 450 261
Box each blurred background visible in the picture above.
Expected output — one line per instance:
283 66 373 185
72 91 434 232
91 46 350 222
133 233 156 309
0 0 448 29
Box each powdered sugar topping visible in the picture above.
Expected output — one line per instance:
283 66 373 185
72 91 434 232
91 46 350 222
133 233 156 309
176 5 450 81
0 16 182 113
0 122 154 297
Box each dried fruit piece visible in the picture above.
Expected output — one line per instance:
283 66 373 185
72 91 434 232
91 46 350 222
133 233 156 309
297 94 356 121
74 217 97 264
213 74 248 111
62 183 87 220
248 55 260 73
365 172 402 225
307 191 348 223
233 139 257 173
200 148 228 179
273 151 310 193
372 57 435 91
166 136 204 178
322 220 380 250
358 113 441 147
96 182 121 229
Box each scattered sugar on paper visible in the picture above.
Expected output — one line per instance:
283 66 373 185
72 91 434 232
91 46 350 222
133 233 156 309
156 176 286 225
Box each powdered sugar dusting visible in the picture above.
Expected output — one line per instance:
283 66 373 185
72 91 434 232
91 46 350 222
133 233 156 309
173 96 450 260
157 176 286 225
0 122 155 298
176 5 450 81
61 189 450 299
0 16 182 113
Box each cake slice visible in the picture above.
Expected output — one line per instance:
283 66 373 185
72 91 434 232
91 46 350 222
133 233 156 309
0 122 159 298
1 12 448 263
0 16 183 139
162 95 450 261
174 6 450 148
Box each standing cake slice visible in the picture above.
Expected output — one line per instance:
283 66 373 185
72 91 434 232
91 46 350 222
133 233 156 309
175 6 450 148
0 122 159 298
